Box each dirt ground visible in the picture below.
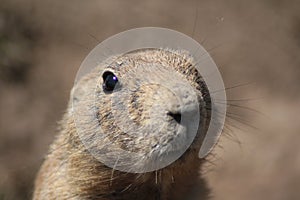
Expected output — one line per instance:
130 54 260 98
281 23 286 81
0 0 300 199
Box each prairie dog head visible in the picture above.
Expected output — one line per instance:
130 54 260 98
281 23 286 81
72 48 211 173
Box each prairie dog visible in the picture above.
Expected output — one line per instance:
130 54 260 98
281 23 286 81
33 48 213 200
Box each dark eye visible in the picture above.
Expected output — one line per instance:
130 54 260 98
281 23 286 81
102 71 118 92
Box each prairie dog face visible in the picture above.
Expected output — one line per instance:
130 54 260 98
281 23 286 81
34 28 225 200
72 48 211 173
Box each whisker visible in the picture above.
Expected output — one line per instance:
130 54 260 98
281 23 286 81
214 97 265 102
194 43 224 65
88 33 101 43
110 156 120 186
88 33 115 56
120 183 133 193
213 101 267 117
226 115 259 131
209 82 254 94
192 6 199 39
203 154 218 170
68 41 91 51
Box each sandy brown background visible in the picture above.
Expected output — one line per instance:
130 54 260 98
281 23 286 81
0 0 300 199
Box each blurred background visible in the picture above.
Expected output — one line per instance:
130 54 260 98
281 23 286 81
0 0 299 199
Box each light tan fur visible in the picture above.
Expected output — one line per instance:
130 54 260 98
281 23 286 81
33 49 212 200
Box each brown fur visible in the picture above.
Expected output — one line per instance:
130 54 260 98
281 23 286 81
33 49 212 200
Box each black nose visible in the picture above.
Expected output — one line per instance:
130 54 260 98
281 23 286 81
167 112 182 124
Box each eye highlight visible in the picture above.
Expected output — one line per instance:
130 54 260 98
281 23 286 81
102 71 118 92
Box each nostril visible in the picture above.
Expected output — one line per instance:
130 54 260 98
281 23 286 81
167 112 182 124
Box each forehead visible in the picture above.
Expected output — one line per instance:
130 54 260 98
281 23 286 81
107 48 193 70
102 48 203 88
